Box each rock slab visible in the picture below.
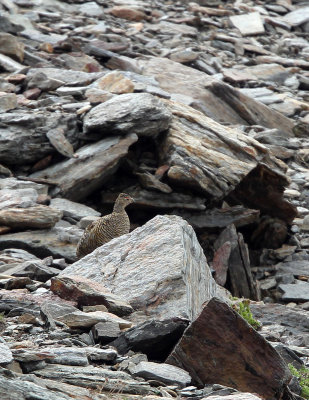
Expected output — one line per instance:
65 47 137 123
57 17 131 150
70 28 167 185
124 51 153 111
167 297 291 400
60 215 220 321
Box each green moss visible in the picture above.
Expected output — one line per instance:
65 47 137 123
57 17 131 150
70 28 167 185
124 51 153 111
0 312 5 321
289 364 309 399
232 299 261 330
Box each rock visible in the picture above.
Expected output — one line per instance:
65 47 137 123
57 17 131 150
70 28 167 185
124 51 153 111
0 188 38 210
0 178 48 195
167 298 291 399
0 228 77 262
110 317 189 361
0 205 62 229
46 128 75 158
214 225 258 299
91 321 121 343
279 282 309 302
83 93 172 137
0 53 24 72
177 206 260 229
283 7 309 27
0 111 78 165
205 394 264 400
34 364 156 395
102 187 206 211
31 134 138 201
26 68 103 87
79 2 104 18
50 276 133 316
95 70 135 93
131 57 294 135
229 12 265 36
60 215 220 321
50 198 100 221
0 93 17 112
109 6 147 22
0 341 13 366
4 260 60 282
131 361 191 388
0 368 74 400
56 310 132 329
160 100 293 221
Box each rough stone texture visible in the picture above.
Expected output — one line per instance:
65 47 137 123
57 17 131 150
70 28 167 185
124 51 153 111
50 198 100 221
83 92 172 137
167 298 291 400
110 317 189 361
160 101 295 223
131 57 294 135
0 341 13 366
60 215 220 321
0 228 78 262
0 111 78 165
0 205 62 229
230 13 265 36
205 394 263 400
56 310 132 329
279 282 309 302
50 275 133 316
34 364 156 395
31 134 138 201
131 361 191 388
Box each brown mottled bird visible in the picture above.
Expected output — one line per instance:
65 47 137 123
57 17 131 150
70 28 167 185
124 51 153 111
76 193 134 259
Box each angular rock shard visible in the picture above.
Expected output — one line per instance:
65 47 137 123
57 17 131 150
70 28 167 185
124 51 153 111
167 297 291 400
60 215 222 321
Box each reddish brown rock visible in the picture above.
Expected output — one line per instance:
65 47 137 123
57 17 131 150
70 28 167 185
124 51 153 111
212 241 231 286
50 275 133 316
109 6 147 21
167 298 291 400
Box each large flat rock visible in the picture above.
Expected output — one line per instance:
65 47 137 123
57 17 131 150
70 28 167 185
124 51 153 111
60 215 221 321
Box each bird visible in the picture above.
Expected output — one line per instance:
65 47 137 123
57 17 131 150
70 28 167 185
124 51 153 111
76 193 134 259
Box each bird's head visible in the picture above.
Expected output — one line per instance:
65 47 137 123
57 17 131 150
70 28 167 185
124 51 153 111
117 193 134 207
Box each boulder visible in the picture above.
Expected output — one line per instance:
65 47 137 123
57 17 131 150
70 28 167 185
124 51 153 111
167 297 291 400
83 92 172 137
60 215 221 321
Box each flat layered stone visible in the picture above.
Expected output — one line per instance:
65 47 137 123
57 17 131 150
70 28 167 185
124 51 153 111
31 134 138 201
230 12 265 36
50 198 100 221
83 93 172 137
131 361 191 388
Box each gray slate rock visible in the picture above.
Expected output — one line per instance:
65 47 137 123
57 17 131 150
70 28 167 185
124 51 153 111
34 364 156 395
279 282 309 302
83 93 172 137
131 361 191 388
26 68 103 86
0 228 77 262
0 341 13 366
4 260 60 282
0 111 78 165
50 198 100 221
31 134 138 201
